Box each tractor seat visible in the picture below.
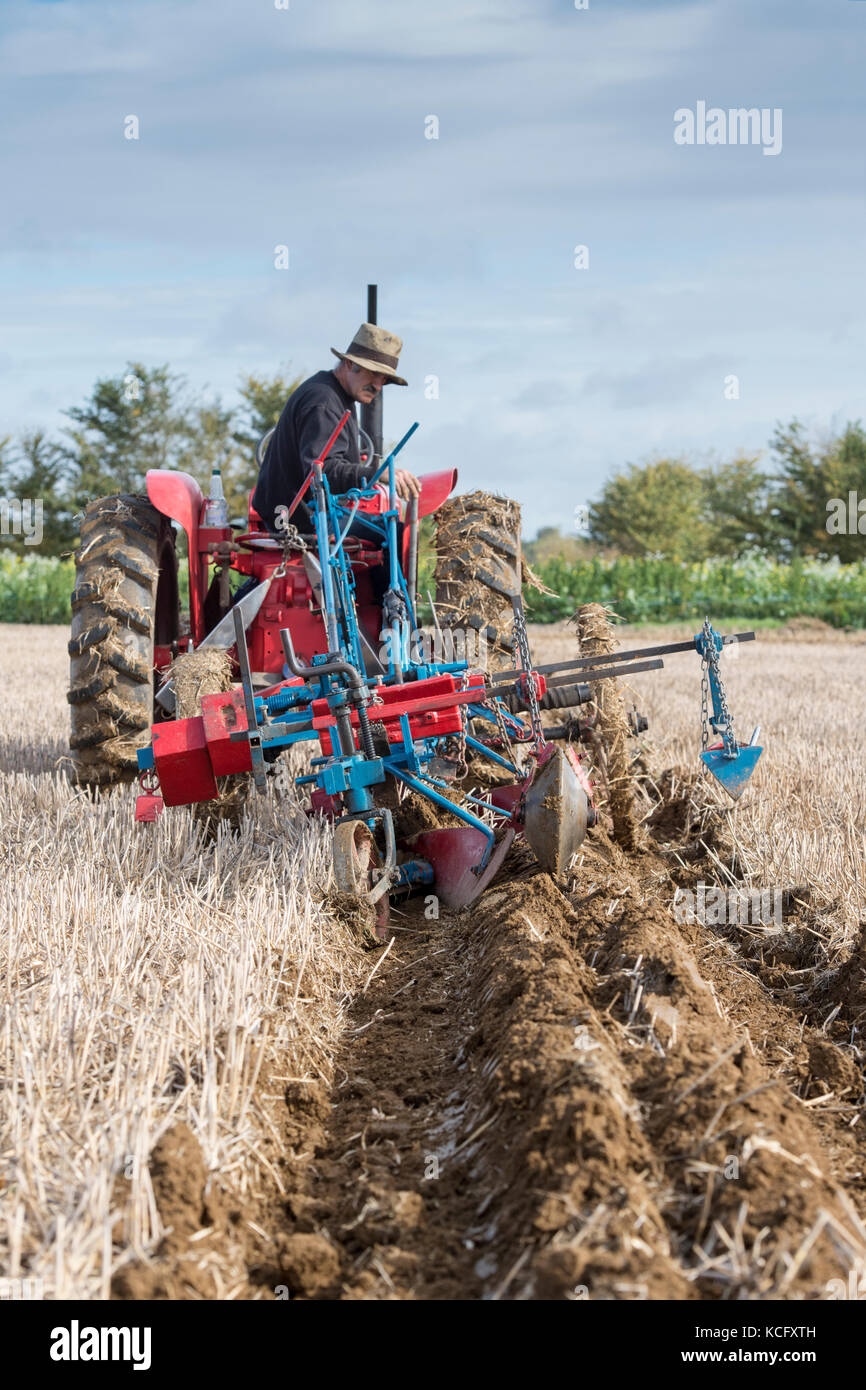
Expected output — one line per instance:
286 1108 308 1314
244 493 321 550
245 493 284 548
248 492 268 532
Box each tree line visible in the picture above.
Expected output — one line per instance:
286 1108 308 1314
0 363 301 554
583 420 866 564
1 361 863 564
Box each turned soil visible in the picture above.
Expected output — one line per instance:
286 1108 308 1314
113 773 866 1301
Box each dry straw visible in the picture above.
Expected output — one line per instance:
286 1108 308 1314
0 626 366 1297
1 620 864 1298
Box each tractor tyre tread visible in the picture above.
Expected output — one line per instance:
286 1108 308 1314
68 493 178 786
434 493 524 670
71 582 152 634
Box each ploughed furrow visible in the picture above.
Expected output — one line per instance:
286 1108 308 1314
277 829 866 1299
113 786 866 1302
273 877 692 1300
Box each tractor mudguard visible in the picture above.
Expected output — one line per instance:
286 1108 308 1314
402 467 458 569
416 468 458 520
146 469 206 642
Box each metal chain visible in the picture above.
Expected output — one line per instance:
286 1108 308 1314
269 524 308 581
366 689 389 743
700 617 736 756
700 653 709 752
454 670 470 779
511 601 543 751
279 523 308 569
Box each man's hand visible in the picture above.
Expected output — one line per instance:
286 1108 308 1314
394 469 421 501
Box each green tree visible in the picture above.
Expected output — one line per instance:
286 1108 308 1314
769 419 827 558
588 458 710 560
770 419 866 561
702 454 777 557
0 432 74 554
523 526 596 564
0 436 12 493
61 362 304 527
175 396 248 518
826 423 866 562
63 363 187 507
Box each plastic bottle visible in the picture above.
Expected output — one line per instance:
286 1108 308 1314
203 465 229 527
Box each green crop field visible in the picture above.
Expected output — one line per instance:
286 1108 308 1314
524 553 866 629
2 550 865 629
0 554 76 624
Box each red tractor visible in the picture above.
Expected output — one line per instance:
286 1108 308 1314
67 452 459 787
67 295 762 917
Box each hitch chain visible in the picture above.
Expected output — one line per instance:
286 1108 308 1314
700 659 709 753
700 617 737 758
274 524 308 577
454 671 470 780
367 689 389 743
510 599 543 755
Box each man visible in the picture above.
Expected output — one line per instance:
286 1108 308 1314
252 321 420 535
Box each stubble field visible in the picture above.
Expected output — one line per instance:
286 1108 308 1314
1 619 865 1300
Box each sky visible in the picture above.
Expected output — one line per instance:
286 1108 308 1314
1 0 864 535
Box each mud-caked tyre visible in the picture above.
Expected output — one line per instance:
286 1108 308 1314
434 492 524 671
68 494 179 786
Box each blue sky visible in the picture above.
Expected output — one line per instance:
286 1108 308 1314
1 0 864 534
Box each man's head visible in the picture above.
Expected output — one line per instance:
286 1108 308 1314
333 359 388 405
331 321 408 392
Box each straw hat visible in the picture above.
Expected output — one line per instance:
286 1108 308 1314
331 322 407 386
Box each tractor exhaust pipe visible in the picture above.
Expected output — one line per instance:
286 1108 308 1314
360 283 383 464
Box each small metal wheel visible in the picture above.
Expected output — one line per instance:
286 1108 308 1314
333 819 390 938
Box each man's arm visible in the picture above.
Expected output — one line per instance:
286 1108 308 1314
297 400 368 495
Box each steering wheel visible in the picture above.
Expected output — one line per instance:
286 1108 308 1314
358 424 377 468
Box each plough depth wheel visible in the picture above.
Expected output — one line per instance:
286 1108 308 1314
333 819 390 938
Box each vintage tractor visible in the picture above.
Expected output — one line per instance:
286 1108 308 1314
68 425 763 931
66 411 466 786
68 298 763 925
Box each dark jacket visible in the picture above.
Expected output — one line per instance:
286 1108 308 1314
252 370 373 532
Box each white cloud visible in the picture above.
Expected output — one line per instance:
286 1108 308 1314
0 0 864 534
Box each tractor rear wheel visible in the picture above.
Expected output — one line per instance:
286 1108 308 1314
434 492 524 671
68 495 179 786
